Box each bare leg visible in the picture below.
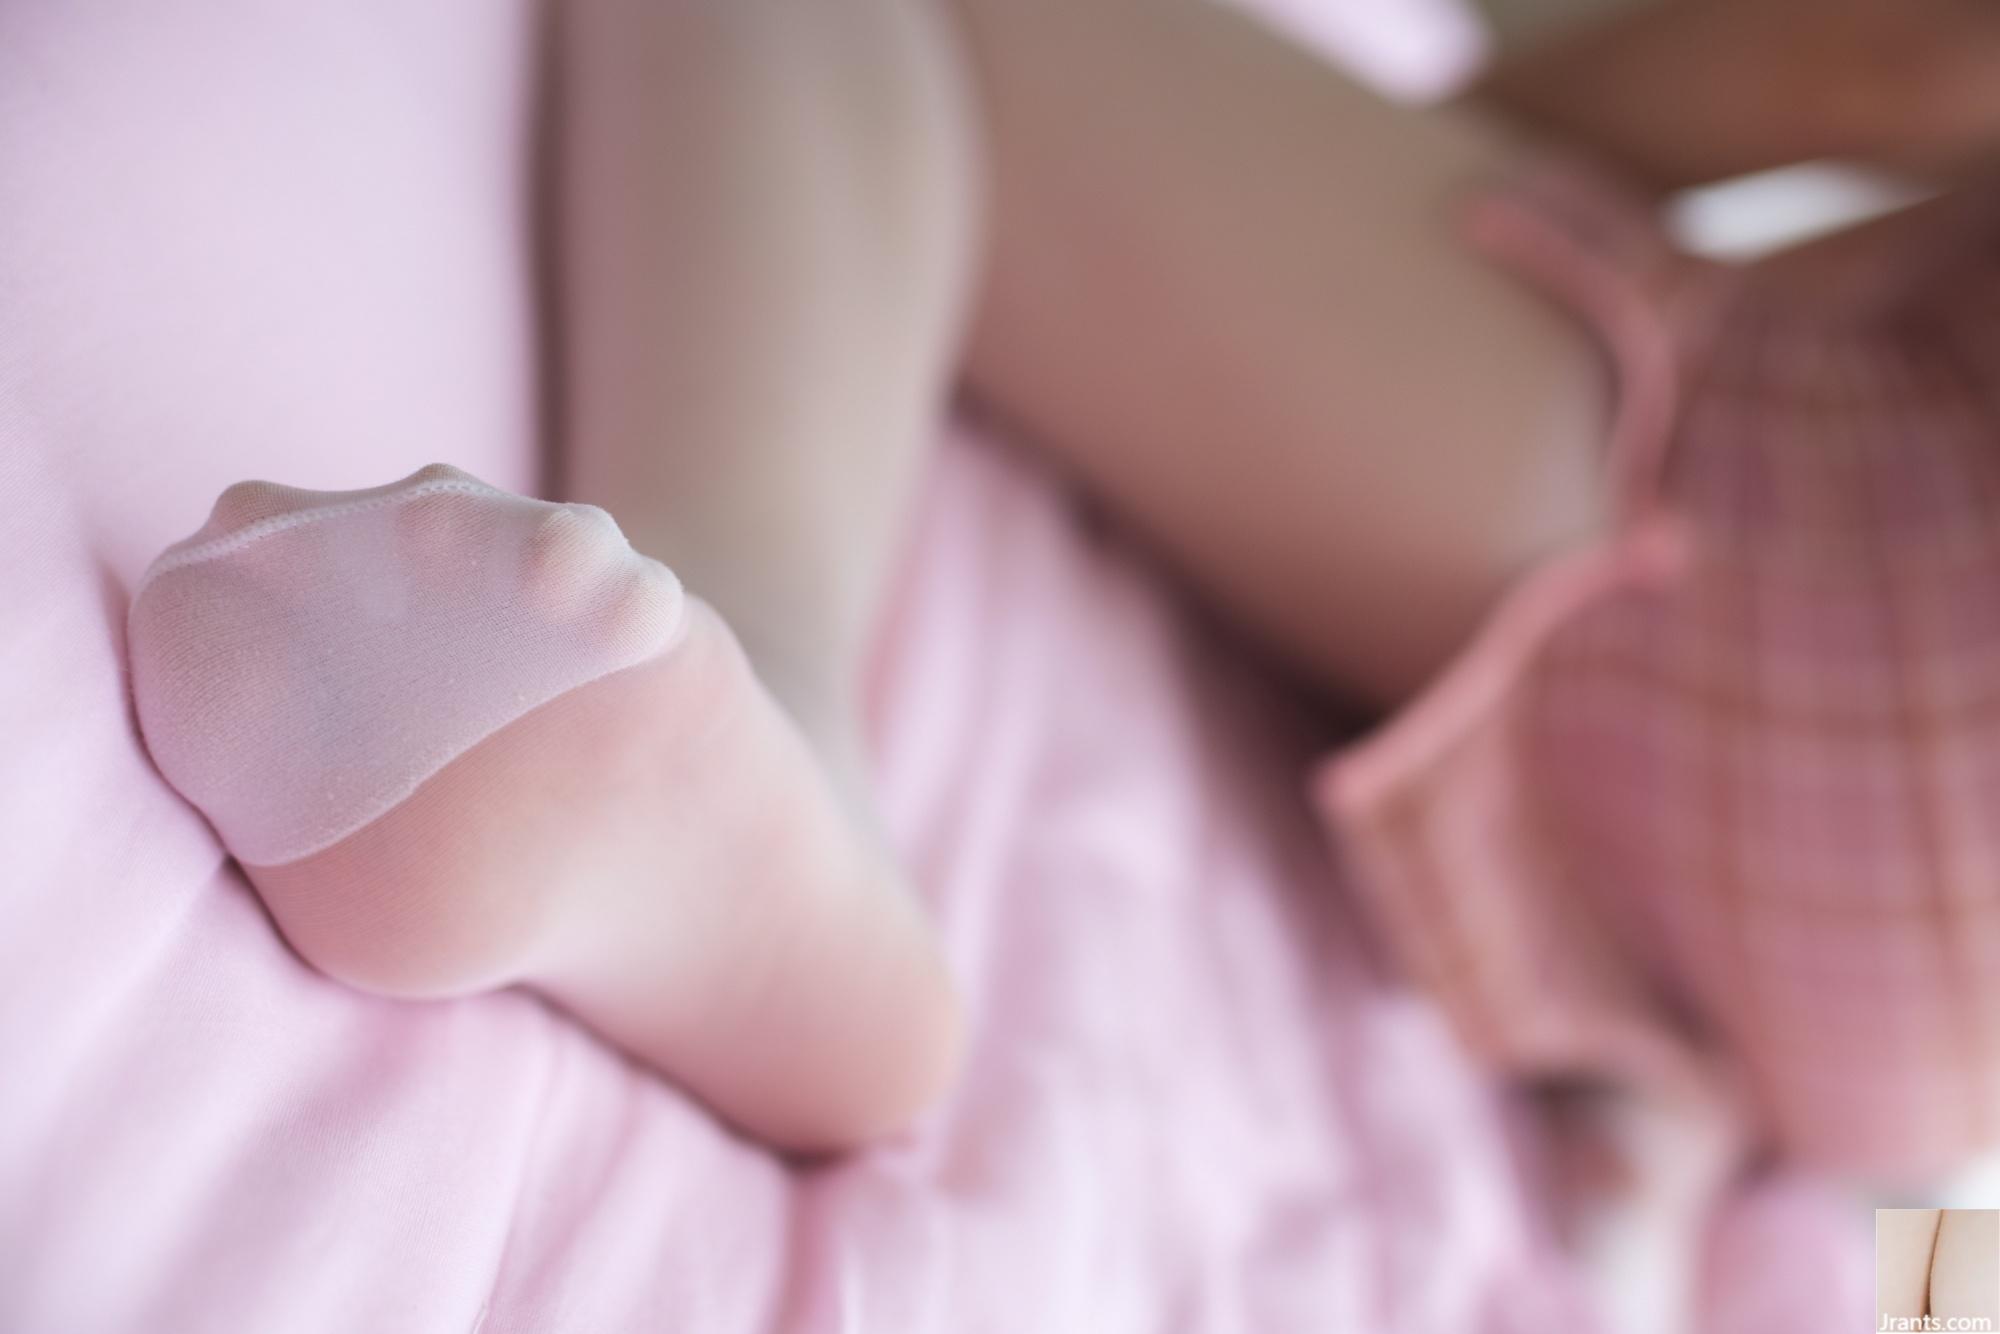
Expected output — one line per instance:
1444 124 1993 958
935 2 1683 1320
950 0 1609 705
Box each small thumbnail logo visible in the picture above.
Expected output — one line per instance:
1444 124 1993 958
1879 1209 1998 1332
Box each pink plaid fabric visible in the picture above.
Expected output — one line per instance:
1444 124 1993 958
1318 162 2000 1181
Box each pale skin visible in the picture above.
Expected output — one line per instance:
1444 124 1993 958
175 0 2000 1173
1930 1209 2000 1326
1878 1209 2000 1326
1877 1209 1943 1323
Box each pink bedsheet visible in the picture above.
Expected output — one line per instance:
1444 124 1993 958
0 2 1869 1329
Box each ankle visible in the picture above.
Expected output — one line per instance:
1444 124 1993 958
720 624 873 787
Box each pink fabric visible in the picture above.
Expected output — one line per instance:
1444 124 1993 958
1321 160 2000 1179
0 3 1868 1330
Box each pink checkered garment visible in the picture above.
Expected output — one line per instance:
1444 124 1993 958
1318 161 2000 1181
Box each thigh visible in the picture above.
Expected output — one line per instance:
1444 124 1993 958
952 0 1609 704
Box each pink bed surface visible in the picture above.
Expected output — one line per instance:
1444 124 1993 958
0 1 1869 1329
